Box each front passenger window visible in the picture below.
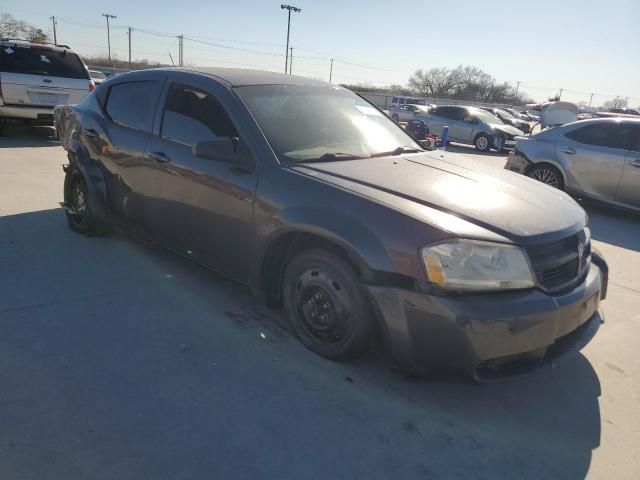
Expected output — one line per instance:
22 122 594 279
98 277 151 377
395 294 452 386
160 84 238 147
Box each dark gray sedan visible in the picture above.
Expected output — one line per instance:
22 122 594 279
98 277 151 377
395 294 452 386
55 67 608 381
506 118 640 211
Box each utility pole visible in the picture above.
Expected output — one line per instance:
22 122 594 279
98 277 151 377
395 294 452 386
514 81 521 104
101 14 117 69
178 35 184 66
558 88 563 100
280 4 301 74
50 16 57 46
289 47 293 74
624 96 629 107
329 58 334 83
588 93 594 107
127 27 132 66
614 96 620 108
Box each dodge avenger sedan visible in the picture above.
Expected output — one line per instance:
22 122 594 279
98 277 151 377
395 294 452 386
55 67 608 381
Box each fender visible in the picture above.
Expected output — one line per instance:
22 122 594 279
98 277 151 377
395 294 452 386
251 204 398 291
63 139 110 222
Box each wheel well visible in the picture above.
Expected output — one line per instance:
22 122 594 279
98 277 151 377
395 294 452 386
261 232 366 307
527 162 566 187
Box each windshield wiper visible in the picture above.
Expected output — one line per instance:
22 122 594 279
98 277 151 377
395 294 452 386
371 146 423 158
294 152 369 163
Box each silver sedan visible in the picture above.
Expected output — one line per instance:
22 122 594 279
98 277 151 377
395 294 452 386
389 104 434 122
505 118 640 211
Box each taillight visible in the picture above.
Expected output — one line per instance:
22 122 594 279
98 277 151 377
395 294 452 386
89 80 95 92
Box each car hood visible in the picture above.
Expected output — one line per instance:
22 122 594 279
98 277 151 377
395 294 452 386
291 152 586 244
490 123 524 135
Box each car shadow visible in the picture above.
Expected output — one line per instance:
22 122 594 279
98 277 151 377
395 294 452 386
582 200 640 252
0 208 601 480
0 124 60 148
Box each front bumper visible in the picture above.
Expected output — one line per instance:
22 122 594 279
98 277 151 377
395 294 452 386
505 149 531 173
366 256 607 382
0 104 55 123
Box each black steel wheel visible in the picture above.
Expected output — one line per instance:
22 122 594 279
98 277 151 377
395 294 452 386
64 169 107 235
283 249 371 360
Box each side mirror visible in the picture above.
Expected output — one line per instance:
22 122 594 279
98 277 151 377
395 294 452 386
193 137 252 170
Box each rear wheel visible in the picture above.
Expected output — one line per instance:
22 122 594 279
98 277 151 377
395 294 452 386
391 114 400 122
528 164 564 190
283 249 371 361
65 169 108 235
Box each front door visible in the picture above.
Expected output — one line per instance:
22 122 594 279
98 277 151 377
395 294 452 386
617 125 640 208
140 80 259 281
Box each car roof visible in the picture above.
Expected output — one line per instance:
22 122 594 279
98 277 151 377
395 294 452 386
566 117 640 127
0 39 76 53
153 67 331 87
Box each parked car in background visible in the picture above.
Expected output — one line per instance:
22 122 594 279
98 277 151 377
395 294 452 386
389 95 426 108
480 107 530 133
418 105 523 151
505 118 640 211
389 103 433 122
55 67 607 380
89 69 107 84
0 39 94 133
608 107 640 116
503 107 532 122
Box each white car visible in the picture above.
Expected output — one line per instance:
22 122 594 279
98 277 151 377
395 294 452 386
389 103 434 122
89 69 107 84
0 40 94 133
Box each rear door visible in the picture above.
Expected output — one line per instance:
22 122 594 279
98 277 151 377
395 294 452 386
617 124 640 208
94 76 165 233
557 122 630 201
445 107 469 141
0 43 91 107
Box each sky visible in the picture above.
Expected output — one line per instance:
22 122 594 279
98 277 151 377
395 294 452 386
4 0 640 106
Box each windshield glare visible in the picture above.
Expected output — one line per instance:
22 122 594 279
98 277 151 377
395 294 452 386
471 109 502 124
236 85 421 162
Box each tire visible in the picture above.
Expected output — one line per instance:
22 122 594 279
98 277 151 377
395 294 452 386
474 133 491 152
391 114 400 122
283 249 371 361
64 169 108 235
528 164 564 190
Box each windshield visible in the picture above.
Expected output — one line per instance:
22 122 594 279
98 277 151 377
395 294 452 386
495 108 516 120
472 108 503 124
0 44 89 79
236 85 422 162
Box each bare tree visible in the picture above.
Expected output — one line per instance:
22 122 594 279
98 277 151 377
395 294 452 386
0 13 49 42
408 67 457 98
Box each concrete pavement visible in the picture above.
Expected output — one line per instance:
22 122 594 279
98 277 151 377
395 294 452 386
1 126 639 479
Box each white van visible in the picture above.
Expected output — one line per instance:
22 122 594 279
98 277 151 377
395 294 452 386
389 96 427 108
0 40 94 132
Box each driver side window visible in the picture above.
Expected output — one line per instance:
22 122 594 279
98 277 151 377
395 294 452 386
160 83 238 147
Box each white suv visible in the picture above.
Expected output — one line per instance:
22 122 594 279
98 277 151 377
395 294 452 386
0 40 94 132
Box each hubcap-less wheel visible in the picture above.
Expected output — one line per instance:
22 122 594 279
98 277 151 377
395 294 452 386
296 269 352 345
70 174 88 225
475 135 489 151
530 167 561 188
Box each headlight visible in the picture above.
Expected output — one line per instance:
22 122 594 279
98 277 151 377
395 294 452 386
421 240 535 291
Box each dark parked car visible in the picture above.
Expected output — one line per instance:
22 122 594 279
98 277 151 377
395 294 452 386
55 67 608 381
480 107 531 134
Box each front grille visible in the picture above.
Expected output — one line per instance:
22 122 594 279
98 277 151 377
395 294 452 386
526 230 590 292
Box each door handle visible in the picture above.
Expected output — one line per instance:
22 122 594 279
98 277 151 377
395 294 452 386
560 146 576 155
628 158 640 168
80 128 98 138
148 151 171 163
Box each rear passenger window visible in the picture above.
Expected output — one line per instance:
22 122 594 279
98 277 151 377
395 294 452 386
565 123 631 150
105 81 160 132
160 84 238 147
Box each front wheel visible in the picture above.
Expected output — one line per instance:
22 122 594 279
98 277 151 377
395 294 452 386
283 249 371 361
528 164 564 190
474 133 491 152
